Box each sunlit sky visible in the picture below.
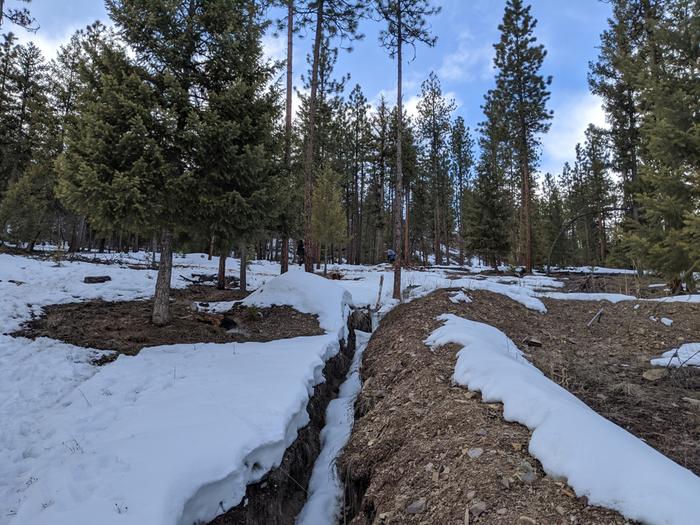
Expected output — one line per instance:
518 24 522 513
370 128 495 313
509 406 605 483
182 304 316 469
10 0 612 177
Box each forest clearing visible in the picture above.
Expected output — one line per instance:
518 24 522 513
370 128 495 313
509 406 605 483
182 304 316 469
1 0 699 524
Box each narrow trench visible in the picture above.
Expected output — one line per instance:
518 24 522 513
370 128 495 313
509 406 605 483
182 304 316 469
206 308 374 525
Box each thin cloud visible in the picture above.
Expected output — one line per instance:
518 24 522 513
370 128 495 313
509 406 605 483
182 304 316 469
438 31 493 82
540 92 607 175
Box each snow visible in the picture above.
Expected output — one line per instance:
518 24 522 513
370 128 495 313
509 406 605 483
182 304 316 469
0 254 354 525
551 265 638 275
651 343 700 368
660 317 673 326
449 290 472 304
538 291 637 303
241 270 353 339
296 331 371 525
426 314 700 525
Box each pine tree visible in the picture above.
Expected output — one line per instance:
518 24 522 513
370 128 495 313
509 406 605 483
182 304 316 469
492 0 552 272
415 72 455 265
467 92 512 267
311 165 346 275
301 0 363 272
450 116 475 265
0 0 35 30
589 0 646 221
375 0 440 298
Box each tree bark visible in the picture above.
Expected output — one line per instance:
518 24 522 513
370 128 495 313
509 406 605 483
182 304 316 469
239 243 247 293
392 8 403 300
303 0 325 273
217 248 227 290
152 229 173 326
284 0 293 170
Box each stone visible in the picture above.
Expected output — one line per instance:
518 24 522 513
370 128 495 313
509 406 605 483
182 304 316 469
497 508 507 515
523 336 543 347
642 368 669 381
518 517 536 524
555 505 566 516
467 447 483 459
406 498 427 514
470 501 487 516
466 490 476 501
683 397 700 408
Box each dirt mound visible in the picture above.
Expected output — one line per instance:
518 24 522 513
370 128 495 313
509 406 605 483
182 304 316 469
14 285 323 359
339 289 699 523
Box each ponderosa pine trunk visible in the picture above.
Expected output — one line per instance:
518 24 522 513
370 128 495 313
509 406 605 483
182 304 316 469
303 0 324 273
217 248 226 290
152 229 173 326
392 9 403 300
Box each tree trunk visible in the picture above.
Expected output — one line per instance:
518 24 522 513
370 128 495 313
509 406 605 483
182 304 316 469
392 11 403 300
404 188 410 266
240 243 247 293
281 236 289 274
152 229 173 326
303 0 325 273
217 249 226 290
208 235 214 260
284 0 293 170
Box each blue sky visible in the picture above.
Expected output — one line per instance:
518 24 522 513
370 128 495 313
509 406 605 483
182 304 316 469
12 0 611 177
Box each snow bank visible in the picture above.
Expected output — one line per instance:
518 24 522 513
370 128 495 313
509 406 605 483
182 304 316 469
651 343 700 368
537 291 636 303
241 270 353 339
296 331 371 525
1 257 355 525
7 336 341 525
425 314 700 525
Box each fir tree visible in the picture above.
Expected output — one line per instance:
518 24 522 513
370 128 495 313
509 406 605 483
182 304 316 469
311 165 346 275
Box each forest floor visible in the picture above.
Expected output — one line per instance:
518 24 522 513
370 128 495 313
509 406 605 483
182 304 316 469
339 288 700 524
14 284 323 359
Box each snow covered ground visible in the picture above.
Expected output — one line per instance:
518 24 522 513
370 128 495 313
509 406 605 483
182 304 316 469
426 314 700 525
0 254 354 525
2 250 698 524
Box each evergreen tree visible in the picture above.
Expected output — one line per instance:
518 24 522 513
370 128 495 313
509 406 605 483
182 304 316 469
467 93 512 267
415 72 455 265
626 0 700 291
492 0 552 272
311 165 346 275
375 0 440 298
589 0 646 221
301 0 363 272
449 115 474 265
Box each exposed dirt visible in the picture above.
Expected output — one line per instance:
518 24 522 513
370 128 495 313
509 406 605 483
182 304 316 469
14 285 323 359
340 289 700 524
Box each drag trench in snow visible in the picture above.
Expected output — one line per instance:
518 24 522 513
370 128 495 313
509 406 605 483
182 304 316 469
295 330 371 525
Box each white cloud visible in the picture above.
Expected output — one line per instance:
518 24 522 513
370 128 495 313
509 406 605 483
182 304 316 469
438 31 493 82
262 33 286 63
540 92 607 175
15 27 78 60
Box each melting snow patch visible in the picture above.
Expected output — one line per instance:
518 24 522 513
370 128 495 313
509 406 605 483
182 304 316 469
425 314 700 525
651 343 700 368
449 290 473 304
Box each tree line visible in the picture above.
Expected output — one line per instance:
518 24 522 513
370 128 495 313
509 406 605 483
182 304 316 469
0 0 698 325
